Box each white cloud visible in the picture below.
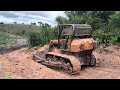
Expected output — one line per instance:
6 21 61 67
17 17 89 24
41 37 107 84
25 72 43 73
0 15 14 23
0 11 67 27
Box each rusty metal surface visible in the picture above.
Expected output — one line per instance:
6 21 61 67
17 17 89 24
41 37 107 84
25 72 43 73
46 52 81 73
50 39 67 44
59 24 92 29
70 38 95 52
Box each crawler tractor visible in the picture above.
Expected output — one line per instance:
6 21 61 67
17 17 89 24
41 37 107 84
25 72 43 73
33 24 96 74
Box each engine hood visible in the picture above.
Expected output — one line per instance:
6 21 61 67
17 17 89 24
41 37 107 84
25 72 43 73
70 38 96 52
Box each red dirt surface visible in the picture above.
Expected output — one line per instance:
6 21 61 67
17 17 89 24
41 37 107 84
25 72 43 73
0 45 120 79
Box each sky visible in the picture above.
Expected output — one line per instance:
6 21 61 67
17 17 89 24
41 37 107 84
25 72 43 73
0 11 67 27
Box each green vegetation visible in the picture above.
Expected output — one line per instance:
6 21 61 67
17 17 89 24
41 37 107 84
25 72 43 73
0 24 40 36
0 32 9 45
3 75 13 79
0 11 120 47
55 11 120 45
28 24 56 47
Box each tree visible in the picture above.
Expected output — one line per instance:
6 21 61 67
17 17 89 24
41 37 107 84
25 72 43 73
13 22 17 24
31 22 36 25
56 16 68 24
55 11 119 45
38 22 42 26
109 11 120 27
0 22 4 24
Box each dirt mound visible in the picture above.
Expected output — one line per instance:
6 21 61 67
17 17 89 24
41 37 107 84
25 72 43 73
93 45 120 70
0 45 120 79
0 45 72 79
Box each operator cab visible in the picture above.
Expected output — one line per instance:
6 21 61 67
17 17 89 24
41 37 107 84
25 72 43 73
74 24 92 39
58 24 92 50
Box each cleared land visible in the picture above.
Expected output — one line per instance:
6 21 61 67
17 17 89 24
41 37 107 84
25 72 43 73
0 45 120 79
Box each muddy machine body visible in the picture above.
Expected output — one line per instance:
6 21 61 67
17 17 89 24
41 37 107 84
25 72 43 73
33 24 96 74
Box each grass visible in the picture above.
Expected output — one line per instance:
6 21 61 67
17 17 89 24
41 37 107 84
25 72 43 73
3 75 13 79
0 32 9 45
0 24 41 45
0 24 41 36
2 72 13 79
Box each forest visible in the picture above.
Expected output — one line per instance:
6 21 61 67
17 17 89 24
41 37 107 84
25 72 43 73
29 11 120 47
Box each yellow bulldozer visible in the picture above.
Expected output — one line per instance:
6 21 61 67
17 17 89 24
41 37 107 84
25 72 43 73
33 24 96 74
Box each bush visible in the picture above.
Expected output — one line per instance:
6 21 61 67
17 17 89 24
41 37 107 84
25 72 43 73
28 32 42 48
28 25 52 48
0 32 9 45
93 27 120 45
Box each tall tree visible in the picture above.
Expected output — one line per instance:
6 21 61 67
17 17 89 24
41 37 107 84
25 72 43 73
56 16 68 24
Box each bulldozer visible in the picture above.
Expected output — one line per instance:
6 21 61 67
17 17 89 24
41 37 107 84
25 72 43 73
33 24 96 74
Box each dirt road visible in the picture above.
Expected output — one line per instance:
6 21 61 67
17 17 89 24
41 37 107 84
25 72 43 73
0 45 120 79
